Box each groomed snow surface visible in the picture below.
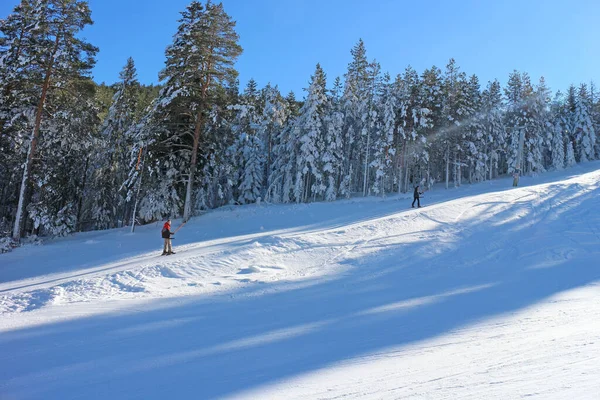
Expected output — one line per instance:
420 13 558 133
1 164 599 399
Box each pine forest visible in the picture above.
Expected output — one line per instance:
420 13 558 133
1 0 599 247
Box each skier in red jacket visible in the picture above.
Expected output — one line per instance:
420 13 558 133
161 219 175 255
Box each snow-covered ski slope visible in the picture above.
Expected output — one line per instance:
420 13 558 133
1 163 600 400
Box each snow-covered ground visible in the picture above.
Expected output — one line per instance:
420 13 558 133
1 163 599 399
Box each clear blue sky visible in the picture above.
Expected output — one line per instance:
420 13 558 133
2 0 599 96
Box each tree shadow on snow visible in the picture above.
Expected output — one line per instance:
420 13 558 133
1 172 600 399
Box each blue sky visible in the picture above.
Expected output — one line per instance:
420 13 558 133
1 0 599 96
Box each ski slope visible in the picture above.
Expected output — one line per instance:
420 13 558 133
1 164 600 399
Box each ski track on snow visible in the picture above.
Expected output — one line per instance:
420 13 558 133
1 164 600 399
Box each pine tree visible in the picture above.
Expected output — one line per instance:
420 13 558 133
504 71 534 185
394 66 431 193
371 73 395 195
28 80 99 235
340 39 371 196
589 82 600 158
228 131 264 204
524 77 551 174
157 0 242 222
481 80 506 179
440 59 469 188
464 74 484 183
322 77 344 201
565 85 578 161
551 119 566 170
0 2 39 236
572 84 596 162
294 64 328 202
258 84 287 195
92 57 140 229
270 93 300 203
5 0 98 240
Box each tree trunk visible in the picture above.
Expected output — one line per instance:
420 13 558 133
183 111 203 222
445 144 450 190
363 128 370 196
513 128 526 187
457 153 462 186
183 53 213 222
12 35 59 240
76 157 90 232
130 171 143 233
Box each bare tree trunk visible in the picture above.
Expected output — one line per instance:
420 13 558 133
445 144 450 190
130 171 143 233
513 128 525 187
76 157 90 232
363 128 370 196
183 64 211 222
12 35 59 240
183 111 203 222
458 153 462 186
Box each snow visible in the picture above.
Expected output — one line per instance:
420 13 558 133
1 163 600 399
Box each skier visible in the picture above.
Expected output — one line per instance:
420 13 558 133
412 185 423 208
161 219 176 255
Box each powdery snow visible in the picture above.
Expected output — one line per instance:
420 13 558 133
1 163 599 399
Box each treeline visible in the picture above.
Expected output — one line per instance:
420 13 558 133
1 0 598 246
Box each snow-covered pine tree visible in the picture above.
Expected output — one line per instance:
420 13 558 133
440 59 469 188
361 61 383 196
265 92 301 203
322 76 344 201
550 96 567 171
285 91 301 117
523 76 550 174
198 83 239 210
463 74 485 183
294 64 328 202
237 133 264 204
505 71 534 185
370 73 395 195
27 81 99 236
258 84 287 196
589 82 600 159
0 2 39 236
572 84 596 162
564 85 578 162
227 82 261 203
5 0 98 240
481 80 506 180
91 57 140 229
156 0 242 222
394 66 431 193
340 39 371 197
533 77 554 170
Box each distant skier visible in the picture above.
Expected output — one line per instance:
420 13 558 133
161 219 176 255
412 185 423 208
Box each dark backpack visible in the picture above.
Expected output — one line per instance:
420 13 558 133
161 227 170 239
